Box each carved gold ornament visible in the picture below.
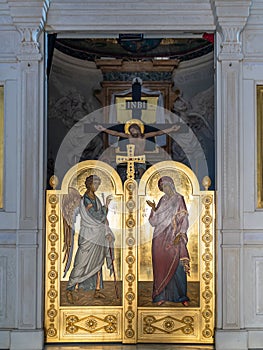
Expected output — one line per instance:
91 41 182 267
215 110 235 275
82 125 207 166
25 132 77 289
44 160 215 344
65 314 117 334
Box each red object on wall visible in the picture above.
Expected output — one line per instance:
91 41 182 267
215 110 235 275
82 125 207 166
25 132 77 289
202 33 214 43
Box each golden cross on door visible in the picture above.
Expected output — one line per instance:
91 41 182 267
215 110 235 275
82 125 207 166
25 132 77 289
116 144 145 180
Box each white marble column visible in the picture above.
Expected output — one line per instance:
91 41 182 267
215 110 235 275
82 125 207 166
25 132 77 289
10 27 44 350
213 1 252 349
7 2 49 349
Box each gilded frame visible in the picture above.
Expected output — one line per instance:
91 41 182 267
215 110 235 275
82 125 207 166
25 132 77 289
257 85 263 208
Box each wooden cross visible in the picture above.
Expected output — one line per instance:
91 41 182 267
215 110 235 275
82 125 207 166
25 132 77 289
116 144 145 180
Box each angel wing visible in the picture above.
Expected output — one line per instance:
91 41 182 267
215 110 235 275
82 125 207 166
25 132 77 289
61 186 82 278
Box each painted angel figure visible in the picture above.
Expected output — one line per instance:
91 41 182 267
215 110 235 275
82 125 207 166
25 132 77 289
62 175 114 304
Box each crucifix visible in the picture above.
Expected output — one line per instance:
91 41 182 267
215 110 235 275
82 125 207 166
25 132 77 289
125 77 147 120
115 77 147 180
116 144 145 180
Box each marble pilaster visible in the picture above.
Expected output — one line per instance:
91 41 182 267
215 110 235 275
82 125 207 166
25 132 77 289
214 1 252 349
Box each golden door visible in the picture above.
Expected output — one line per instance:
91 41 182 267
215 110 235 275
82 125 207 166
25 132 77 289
44 159 215 344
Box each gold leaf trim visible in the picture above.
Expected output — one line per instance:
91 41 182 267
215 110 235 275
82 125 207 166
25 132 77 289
143 315 194 335
201 194 214 339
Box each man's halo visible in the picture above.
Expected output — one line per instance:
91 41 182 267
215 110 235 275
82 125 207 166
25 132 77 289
124 118 145 134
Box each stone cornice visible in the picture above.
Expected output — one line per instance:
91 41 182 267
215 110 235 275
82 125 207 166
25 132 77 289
0 1 13 28
3 0 254 62
46 0 215 32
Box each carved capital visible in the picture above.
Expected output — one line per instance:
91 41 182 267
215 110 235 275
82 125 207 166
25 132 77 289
212 0 252 60
219 26 243 60
9 0 50 60
17 26 40 55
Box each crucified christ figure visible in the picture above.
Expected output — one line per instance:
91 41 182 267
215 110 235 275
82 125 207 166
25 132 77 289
95 122 180 157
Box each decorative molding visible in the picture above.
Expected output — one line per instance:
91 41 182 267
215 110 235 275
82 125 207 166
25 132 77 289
0 1 13 29
0 256 7 319
8 0 50 28
0 249 16 328
46 1 215 32
201 194 214 339
246 0 263 29
103 72 173 82
255 259 263 315
65 314 118 334
45 193 59 341
223 247 240 328
143 315 195 335
123 179 138 342
19 62 40 228
221 61 241 228
18 245 38 328
244 248 263 328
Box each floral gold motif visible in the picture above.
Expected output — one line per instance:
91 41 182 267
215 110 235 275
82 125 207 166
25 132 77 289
47 324 57 337
126 181 135 192
49 194 58 205
125 328 135 338
124 178 137 342
48 251 58 262
202 213 212 226
48 213 59 224
126 273 135 283
45 193 59 340
201 192 214 340
126 237 135 246
47 312 57 322
202 271 213 283
125 291 135 303
143 315 194 335
125 310 135 320
202 325 213 338
126 254 135 265
65 314 117 334
202 307 213 321
126 216 135 228
126 199 136 210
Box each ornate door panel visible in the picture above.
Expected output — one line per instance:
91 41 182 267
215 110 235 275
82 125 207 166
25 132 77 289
45 161 124 342
136 161 215 343
44 160 215 344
